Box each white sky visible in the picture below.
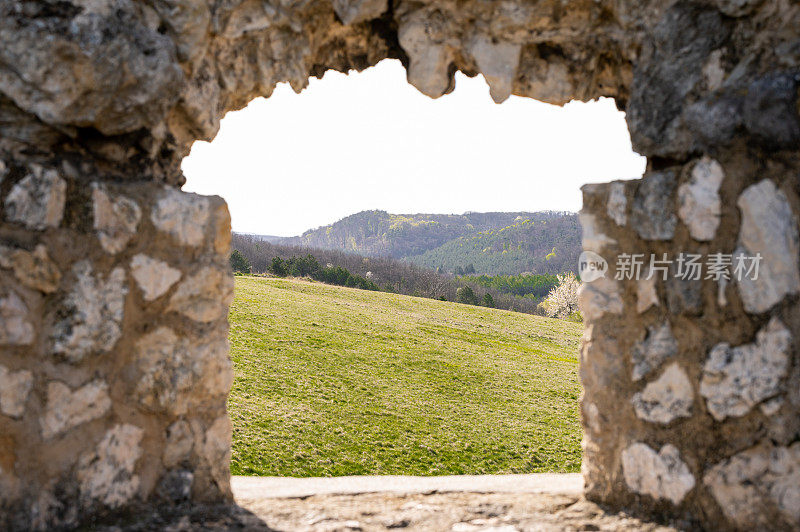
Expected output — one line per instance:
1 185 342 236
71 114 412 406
182 59 646 237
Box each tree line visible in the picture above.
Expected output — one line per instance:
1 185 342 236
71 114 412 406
230 234 558 314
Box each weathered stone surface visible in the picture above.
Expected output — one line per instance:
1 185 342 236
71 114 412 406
92 186 141 255
151 189 210 247
735 180 800 314
468 34 521 104
202 416 232 491
621 443 695 505
636 274 659 314
704 442 800 528
0 434 20 504
168 266 233 323
130 254 181 301
632 364 693 424
606 182 627 227
579 213 616 253
134 327 232 416
156 470 194 502
631 172 677 241
677 157 723 241
0 244 61 293
41 380 111 439
743 73 800 150
76 424 143 508
164 420 194 468
0 289 34 345
332 0 387 25
0 3 184 136
577 277 622 323
51 262 127 363
4 166 66 230
631 322 678 382
397 18 454 99
0 365 33 418
700 317 791 421
665 273 702 315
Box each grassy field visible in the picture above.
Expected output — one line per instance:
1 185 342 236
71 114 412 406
228 276 583 477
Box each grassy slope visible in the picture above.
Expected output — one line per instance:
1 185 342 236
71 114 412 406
228 276 583 477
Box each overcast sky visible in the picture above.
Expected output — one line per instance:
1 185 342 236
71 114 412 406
182 59 646 237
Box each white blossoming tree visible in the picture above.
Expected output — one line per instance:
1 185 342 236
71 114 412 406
540 272 581 320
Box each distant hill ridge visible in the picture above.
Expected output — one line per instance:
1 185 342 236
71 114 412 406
277 210 579 274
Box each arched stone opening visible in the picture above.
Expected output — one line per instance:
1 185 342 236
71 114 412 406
0 0 798 530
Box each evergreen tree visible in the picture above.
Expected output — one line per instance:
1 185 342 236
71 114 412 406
269 256 288 277
482 293 495 307
230 249 251 274
456 286 479 305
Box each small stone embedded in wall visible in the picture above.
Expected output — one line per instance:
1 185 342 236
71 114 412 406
151 188 211 247
130 254 181 301
0 290 34 345
76 424 143 508
41 379 112 439
134 327 232 416
735 179 800 314
92 186 142 254
577 277 623 322
606 182 627 226
631 321 678 381
631 171 677 240
636 272 660 313
4 166 66 230
168 266 233 323
584 402 601 433
201 416 232 492
632 363 693 424
0 244 61 293
579 213 617 253
700 317 791 421
678 156 723 241
621 443 695 504
51 262 127 363
704 441 800 528
0 365 33 418
163 420 194 468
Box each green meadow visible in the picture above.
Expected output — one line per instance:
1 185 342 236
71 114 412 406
228 276 583 477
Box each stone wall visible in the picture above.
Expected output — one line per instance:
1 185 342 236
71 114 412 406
0 162 234 528
0 0 798 529
579 147 800 530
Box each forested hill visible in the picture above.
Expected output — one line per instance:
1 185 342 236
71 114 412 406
406 215 581 275
278 210 579 274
